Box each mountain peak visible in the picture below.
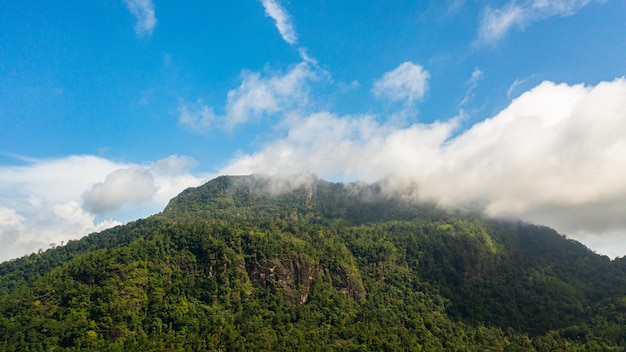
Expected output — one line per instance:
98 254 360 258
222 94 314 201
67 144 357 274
1 174 625 350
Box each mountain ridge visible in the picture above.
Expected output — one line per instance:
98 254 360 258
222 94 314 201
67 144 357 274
1 174 625 351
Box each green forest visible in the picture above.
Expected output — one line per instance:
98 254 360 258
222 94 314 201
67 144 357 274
1 174 626 351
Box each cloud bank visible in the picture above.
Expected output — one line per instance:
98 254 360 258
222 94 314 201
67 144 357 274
0 155 204 262
477 0 599 44
123 0 157 36
221 77 626 258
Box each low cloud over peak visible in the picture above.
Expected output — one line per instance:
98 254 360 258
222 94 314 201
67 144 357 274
221 77 626 257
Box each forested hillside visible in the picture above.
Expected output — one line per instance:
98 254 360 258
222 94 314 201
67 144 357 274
1 174 626 351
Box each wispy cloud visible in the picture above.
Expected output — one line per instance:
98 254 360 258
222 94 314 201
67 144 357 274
259 0 297 45
477 3 524 44
372 62 430 105
460 67 483 106
179 61 322 132
446 0 466 15
178 100 217 133
222 77 626 258
123 0 157 36
0 155 204 261
476 0 598 44
507 77 528 98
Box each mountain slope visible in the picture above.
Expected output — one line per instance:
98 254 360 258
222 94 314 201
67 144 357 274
1 174 626 351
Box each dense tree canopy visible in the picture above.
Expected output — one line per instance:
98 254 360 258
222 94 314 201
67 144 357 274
1 175 626 351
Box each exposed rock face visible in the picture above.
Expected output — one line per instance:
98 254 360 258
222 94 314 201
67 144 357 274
330 264 366 302
246 254 320 305
246 254 365 305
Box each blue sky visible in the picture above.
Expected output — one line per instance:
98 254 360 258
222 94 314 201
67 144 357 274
1 0 626 261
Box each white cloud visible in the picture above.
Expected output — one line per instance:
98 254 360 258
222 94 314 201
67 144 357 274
372 62 430 105
260 0 298 45
83 167 158 215
123 0 157 36
0 155 204 262
0 202 121 263
424 80 625 212
0 156 124 206
179 61 322 132
146 155 203 206
221 77 626 257
221 110 456 184
151 154 196 176
476 0 598 44
0 207 26 259
82 155 206 217
0 156 124 260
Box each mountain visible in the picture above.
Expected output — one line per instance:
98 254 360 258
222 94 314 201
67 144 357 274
1 174 626 351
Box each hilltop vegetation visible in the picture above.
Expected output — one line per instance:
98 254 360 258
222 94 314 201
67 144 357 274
1 174 626 351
